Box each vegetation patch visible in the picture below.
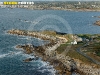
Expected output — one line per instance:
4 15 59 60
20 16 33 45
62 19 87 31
56 43 68 54
67 45 92 64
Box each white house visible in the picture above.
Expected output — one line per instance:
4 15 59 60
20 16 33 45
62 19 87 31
71 40 77 45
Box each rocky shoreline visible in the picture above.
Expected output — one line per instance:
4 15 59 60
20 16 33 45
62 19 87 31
7 29 82 75
7 29 100 75
16 44 87 75
16 44 73 75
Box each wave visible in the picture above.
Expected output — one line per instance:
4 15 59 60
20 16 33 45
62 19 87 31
35 60 56 75
13 45 24 51
0 51 22 59
14 51 22 55
18 19 39 25
0 53 12 58
0 44 56 74
0 54 9 58
21 53 35 58
18 37 32 40
18 19 31 23
37 65 56 75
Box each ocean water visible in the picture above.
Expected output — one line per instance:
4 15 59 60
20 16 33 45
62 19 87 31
0 8 100 75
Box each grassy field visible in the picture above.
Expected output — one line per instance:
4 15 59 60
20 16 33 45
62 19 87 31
56 43 68 54
55 42 93 64
67 44 93 64
40 30 73 41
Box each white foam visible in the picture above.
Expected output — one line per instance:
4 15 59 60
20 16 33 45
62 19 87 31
38 66 56 75
18 37 28 40
36 60 56 75
18 37 32 40
21 53 35 58
31 21 39 25
0 54 8 58
23 20 31 23
0 51 23 59
13 45 24 51
19 19 32 23
14 51 22 55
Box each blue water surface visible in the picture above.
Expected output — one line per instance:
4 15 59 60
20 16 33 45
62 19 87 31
0 8 100 75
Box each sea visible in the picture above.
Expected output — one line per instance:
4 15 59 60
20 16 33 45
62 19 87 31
0 8 100 75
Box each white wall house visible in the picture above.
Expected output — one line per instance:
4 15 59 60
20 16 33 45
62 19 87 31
71 40 77 45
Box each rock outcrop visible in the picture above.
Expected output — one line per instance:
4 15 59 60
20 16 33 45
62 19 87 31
94 20 100 26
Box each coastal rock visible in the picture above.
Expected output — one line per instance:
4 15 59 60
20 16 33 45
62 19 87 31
23 57 39 62
23 58 33 62
94 20 100 26
93 16 100 18
16 45 34 54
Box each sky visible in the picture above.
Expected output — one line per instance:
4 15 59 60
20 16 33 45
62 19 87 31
0 0 100 1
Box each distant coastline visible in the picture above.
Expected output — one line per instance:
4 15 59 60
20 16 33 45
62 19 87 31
0 1 100 12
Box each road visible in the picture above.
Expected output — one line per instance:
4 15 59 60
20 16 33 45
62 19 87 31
76 42 100 65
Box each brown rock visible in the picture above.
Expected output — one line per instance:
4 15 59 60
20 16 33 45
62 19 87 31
23 58 33 62
94 20 100 26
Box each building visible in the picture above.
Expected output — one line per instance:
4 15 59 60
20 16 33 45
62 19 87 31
71 40 77 45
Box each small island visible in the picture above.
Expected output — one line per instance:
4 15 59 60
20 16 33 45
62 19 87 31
94 20 100 26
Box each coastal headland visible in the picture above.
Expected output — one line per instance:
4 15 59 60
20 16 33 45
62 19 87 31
7 29 100 75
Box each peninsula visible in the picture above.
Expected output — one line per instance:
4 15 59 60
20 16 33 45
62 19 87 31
7 29 100 75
